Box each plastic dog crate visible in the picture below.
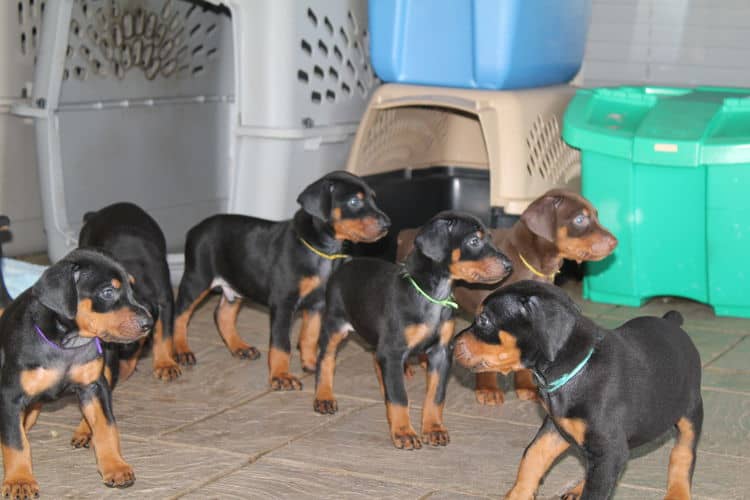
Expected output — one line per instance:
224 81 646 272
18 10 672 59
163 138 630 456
369 0 591 90
563 85 750 318
346 83 581 259
0 1 47 255
16 0 376 280
347 83 582 216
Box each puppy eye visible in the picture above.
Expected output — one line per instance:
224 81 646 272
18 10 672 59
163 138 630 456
476 314 490 328
100 287 116 300
574 214 588 226
347 196 363 209
467 236 481 248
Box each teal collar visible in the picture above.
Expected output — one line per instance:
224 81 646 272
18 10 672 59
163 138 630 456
402 273 458 310
535 348 594 394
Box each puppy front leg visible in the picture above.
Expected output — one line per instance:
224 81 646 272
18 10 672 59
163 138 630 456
268 298 302 390
379 353 420 450
1 391 38 498
78 379 134 488
421 320 455 446
505 416 570 500
421 345 452 446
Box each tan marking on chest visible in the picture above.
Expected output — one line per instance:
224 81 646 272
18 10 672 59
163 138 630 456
554 417 587 446
404 323 430 348
298 276 321 298
20 367 64 396
438 320 455 345
68 358 105 385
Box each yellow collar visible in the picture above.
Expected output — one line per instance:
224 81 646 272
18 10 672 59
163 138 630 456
519 252 558 280
299 238 350 260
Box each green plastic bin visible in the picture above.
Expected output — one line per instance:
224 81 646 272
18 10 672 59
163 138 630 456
563 86 750 317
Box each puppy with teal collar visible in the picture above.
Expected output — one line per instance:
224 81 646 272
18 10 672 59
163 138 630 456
454 280 703 500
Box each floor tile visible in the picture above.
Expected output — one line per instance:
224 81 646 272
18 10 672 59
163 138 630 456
161 391 375 457
705 336 750 371
702 369 750 395
179 457 430 499
23 424 245 499
264 404 585 497
699 390 750 459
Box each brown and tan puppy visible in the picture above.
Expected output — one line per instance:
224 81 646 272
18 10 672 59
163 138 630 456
397 190 617 404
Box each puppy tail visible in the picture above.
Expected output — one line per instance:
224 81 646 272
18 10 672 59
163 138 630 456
662 310 684 326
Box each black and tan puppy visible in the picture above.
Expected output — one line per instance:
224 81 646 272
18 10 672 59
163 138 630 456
314 212 512 449
174 171 390 390
455 281 703 499
0 249 153 497
70 202 180 449
79 202 180 381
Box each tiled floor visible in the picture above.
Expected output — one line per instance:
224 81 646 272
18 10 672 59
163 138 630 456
22 282 750 499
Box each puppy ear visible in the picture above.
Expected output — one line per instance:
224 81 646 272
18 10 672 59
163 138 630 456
520 195 561 243
32 262 80 320
297 178 333 221
529 296 577 362
414 218 451 262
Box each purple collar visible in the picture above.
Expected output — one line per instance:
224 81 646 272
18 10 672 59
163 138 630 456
34 324 103 355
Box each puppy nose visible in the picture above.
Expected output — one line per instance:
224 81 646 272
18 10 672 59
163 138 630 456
503 260 513 274
606 234 618 250
138 315 154 333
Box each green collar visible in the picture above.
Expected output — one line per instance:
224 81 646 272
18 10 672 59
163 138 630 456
535 348 594 394
299 237 350 260
402 272 458 310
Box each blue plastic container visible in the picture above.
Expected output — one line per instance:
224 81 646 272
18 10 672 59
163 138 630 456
369 0 592 90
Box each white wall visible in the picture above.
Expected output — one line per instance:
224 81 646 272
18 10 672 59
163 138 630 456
581 0 750 87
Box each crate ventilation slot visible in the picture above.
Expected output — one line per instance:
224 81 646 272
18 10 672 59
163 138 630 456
525 115 580 183
65 0 222 81
300 7 376 105
17 0 45 64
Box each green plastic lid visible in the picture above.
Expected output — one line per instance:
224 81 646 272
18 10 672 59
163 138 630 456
562 86 750 166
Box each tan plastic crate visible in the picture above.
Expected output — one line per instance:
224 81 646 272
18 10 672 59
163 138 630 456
346 83 581 215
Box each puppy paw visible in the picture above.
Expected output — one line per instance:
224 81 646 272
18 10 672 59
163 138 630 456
2 477 39 499
391 429 422 450
270 373 303 391
475 388 505 405
313 398 338 414
421 424 450 447
101 463 135 488
561 480 584 500
232 345 261 360
153 361 182 381
175 350 197 366
71 429 92 448
515 388 539 401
